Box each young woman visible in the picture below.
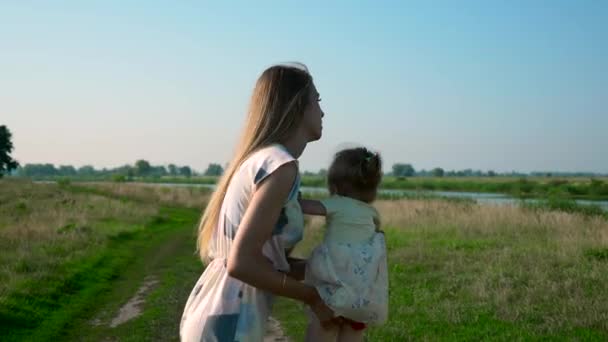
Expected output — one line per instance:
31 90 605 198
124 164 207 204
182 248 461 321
180 63 336 342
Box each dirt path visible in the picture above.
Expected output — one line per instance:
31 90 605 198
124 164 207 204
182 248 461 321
60 206 294 341
264 316 290 341
109 276 159 328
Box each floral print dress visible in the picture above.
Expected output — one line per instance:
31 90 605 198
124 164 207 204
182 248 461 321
180 144 303 342
305 195 389 324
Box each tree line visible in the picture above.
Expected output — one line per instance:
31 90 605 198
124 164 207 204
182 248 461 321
12 162 229 179
1 125 605 179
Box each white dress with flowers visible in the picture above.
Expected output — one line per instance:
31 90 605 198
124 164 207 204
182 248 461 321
180 144 304 342
305 195 389 324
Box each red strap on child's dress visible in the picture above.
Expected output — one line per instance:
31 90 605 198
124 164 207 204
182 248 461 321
350 322 366 330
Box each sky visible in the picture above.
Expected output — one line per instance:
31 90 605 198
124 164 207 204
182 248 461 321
1 1 607 173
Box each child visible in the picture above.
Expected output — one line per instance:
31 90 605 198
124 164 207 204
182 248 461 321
300 147 389 342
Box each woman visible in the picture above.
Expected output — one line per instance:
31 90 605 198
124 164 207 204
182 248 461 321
180 63 336 341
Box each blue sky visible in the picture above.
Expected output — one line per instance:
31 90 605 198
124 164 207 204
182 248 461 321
1 1 606 173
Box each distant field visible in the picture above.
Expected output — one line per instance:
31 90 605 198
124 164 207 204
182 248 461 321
23 175 608 200
0 179 209 341
153 175 608 201
2 179 607 340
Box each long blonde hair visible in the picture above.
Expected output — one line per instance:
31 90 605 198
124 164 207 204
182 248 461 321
197 63 313 260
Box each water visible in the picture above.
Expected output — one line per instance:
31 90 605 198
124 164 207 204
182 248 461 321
35 180 608 212
150 182 608 212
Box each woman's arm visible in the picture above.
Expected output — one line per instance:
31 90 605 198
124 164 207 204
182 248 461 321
286 256 307 281
226 162 333 321
299 198 327 216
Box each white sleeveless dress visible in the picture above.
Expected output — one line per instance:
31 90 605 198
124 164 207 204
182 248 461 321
305 195 389 324
180 144 304 342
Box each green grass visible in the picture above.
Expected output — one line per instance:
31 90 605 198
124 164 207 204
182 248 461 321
522 197 607 219
0 206 200 342
0 179 204 341
273 203 608 341
60 207 202 342
4 178 608 341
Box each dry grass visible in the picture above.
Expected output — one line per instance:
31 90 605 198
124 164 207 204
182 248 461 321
288 198 608 337
0 180 158 235
0 180 210 297
0 179 161 297
0 179 206 340
376 199 608 334
378 199 607 247
82 182 211 210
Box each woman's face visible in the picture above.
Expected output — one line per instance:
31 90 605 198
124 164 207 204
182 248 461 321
302 83 324 142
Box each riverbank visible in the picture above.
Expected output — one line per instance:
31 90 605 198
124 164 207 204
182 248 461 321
21 175 608 201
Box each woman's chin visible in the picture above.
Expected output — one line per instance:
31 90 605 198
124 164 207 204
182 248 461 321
308 130 322 142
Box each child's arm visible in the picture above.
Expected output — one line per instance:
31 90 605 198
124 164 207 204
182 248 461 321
374 217 384 234
299 198 327 216
373 210 384 233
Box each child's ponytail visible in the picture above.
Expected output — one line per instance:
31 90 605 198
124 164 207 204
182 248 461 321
328 147 383 198
359 148 382 188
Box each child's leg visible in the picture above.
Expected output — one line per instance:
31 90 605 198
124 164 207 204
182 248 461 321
304 309 339 342
337 324 365 342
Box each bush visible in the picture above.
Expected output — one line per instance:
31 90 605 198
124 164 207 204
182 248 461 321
57 177 71 187
523 197 606 219
112 174 127 183
589 179 608 196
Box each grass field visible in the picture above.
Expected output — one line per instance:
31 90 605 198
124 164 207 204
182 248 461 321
133 175 608 200
20 175 608 200
300 176 608 201
275 199 608 341
2 179 607 340
0 179 208 341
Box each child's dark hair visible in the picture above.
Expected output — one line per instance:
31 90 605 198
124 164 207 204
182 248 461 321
327 147 382 201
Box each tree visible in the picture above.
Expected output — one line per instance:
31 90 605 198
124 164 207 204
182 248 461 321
0 125 19 177
168 164 178 176
127 167 135 179
431 167 444 177
18 164 53 177
487 170 497 177
204 163 224 176
58 165 77 176
392 163 415 177
112 164 134 180
78 165 96 176
150 165 167 177
134 159 151 176
416 169 429 177
179 166 192 178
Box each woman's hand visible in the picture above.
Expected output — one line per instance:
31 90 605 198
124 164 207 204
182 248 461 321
308 289 343 328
